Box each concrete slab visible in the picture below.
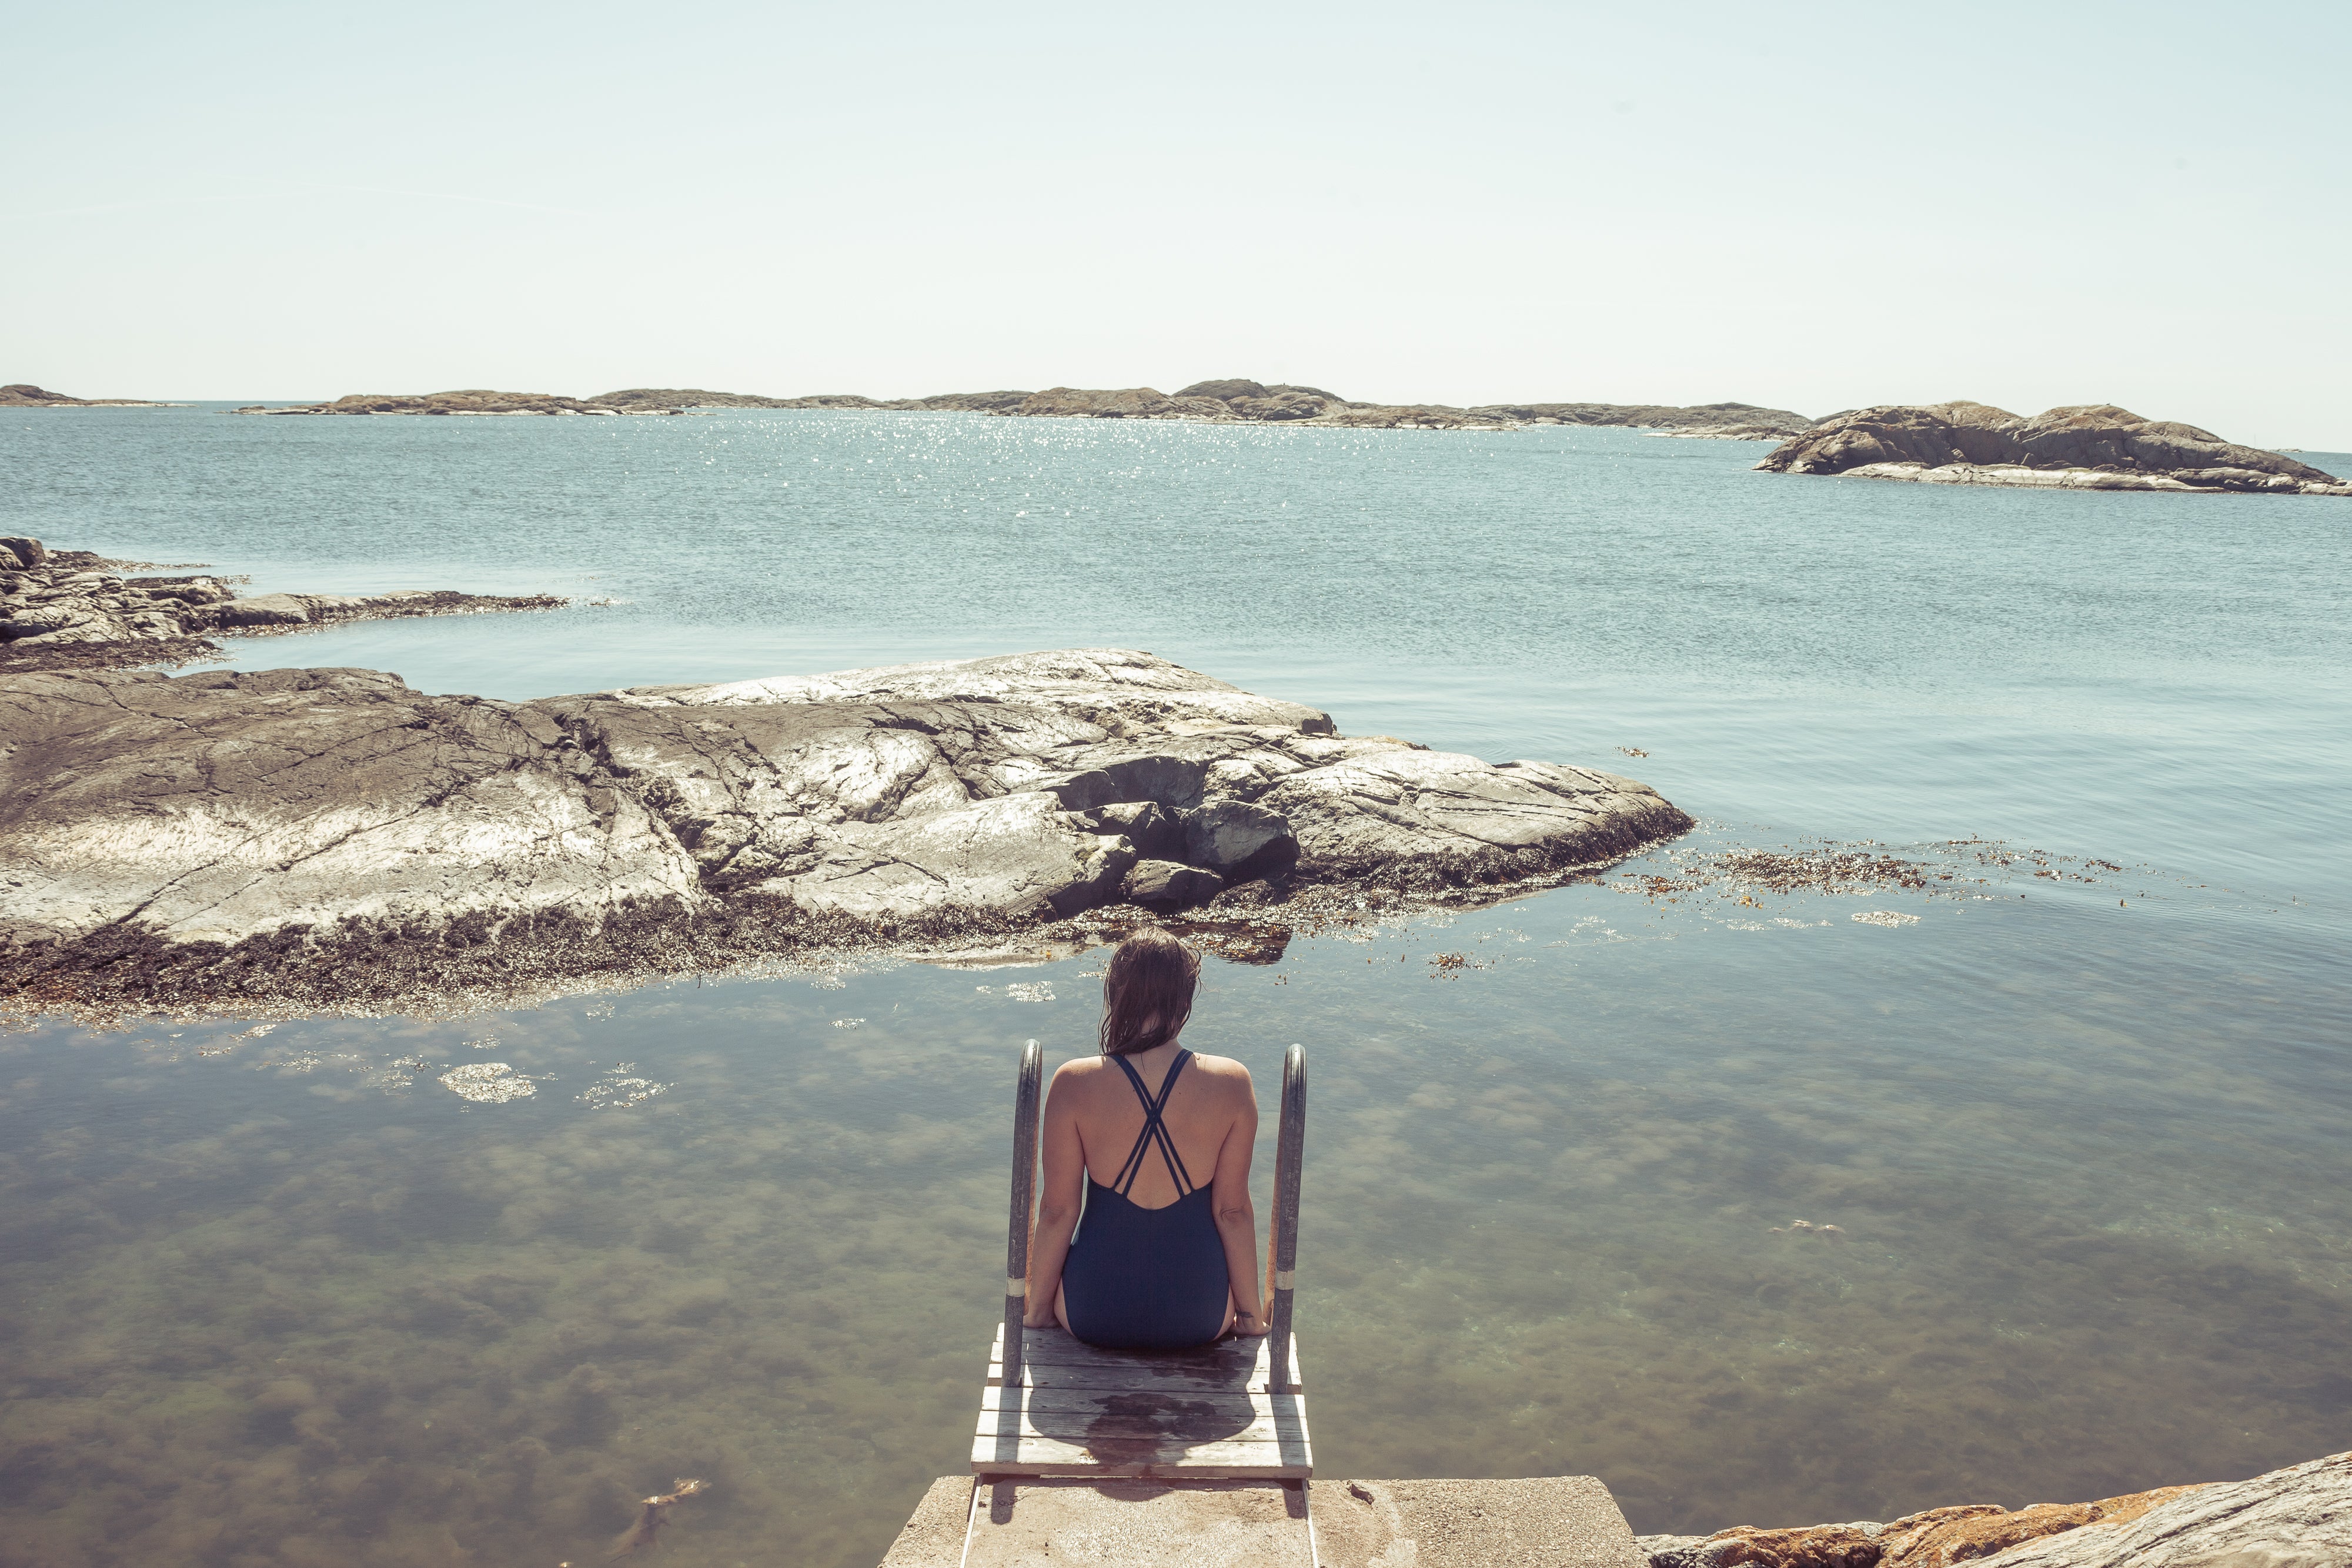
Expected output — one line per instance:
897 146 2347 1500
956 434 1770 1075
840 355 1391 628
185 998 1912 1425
963 1476 1314 1567
876 1476 973 1567
1312 1476 1646 1568
875 1472 1645 1567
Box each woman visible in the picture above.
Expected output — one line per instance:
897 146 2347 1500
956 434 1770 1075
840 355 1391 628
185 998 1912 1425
1023 930 1271 1349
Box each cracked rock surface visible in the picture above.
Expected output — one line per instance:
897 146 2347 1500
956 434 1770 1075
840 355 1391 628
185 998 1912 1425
1633 1449 2351 1568
1 649 1688 1014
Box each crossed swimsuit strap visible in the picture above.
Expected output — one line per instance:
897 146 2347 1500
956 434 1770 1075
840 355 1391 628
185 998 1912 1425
1108 1049 1195 1198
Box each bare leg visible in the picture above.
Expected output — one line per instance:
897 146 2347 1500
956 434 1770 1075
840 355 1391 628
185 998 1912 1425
1053 1282 1071 1334
1220 1288 1237 1339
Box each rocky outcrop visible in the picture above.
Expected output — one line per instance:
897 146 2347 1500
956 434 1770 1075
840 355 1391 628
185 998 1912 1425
1758 403 2350 495
587 388 1038 414
1643 1487 2201 1568
891 390 1035 413
235 390 632 416
1471 400 1816 438
1638 1452 2350 1568
1012 386 1188 419
585 387 808 410
0 649 1688 1014
1966 1451 2349 1567
0 537 566 673
996 383 1813 434
0 383 171 407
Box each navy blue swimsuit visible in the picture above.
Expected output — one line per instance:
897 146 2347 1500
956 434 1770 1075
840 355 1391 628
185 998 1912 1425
1060 1049 1231 1350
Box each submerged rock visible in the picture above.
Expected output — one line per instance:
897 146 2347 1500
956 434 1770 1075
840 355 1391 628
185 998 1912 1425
0 648 1688 1014
1757 403 2350 495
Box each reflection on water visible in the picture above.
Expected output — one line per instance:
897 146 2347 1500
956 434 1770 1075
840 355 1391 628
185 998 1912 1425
4 855 2347 1567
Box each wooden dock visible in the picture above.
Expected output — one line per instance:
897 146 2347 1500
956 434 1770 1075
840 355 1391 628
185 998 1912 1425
977 1038 1314 1482
973 1323 1311 1478
875 1039 1651 1565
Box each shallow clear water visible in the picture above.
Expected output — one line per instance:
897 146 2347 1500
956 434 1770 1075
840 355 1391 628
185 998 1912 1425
4 407 2349 1567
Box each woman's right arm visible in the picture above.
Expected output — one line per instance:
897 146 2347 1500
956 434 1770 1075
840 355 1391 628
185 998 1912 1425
1023 1063 1086 1328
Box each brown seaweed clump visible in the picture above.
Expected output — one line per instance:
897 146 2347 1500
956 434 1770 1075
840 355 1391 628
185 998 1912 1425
610 1477 708 1557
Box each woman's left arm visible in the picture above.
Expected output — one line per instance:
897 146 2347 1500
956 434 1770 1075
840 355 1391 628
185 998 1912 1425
1024 1064 1087 1328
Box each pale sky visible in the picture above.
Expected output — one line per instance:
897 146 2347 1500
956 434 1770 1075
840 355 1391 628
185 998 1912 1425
9 2 2349 445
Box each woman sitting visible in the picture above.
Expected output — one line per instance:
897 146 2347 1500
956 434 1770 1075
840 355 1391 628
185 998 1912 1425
1023 930 1271 1349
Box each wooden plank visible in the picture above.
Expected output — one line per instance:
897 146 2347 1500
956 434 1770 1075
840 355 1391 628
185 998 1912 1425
977 1391 1308 1445
988 1358 1308 1396
971 1316 1314 1479
986 1324 1305 1393
968 1429 1310 1479
973 1383 1312 1476
980 1386 1307 1422
991 1322 1265 1368
975 1405 1292 1445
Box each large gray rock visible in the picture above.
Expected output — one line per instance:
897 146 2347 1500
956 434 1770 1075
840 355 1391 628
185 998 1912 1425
0 649 1690 1011
1758 403 2351 495
1120 859 1225 911
1183 799 1297 877
1262 751 1679 885
0 667 699 951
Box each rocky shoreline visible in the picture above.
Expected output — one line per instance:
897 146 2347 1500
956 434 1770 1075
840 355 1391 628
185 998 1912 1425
0 643 1690 1020
1758 403 2350 496
0 536 565 673
1634 1447 2348 1568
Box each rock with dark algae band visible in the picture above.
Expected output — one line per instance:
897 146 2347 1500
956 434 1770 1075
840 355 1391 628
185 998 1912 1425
0 650 1689 1017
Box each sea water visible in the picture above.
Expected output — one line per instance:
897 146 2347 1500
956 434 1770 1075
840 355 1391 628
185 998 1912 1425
2 407 2347 1567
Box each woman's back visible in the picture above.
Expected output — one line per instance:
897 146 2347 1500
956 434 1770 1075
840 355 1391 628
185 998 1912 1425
1057 1045 1252 1211
1021 930 1269 1351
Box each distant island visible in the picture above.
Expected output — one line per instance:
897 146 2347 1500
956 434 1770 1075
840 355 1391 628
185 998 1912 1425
1758 402 2348 496
230 380 1817 437
2 383 176 408
28 377 2341 489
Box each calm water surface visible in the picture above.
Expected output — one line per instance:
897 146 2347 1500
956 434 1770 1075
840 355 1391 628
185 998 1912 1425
3 408 2348 1567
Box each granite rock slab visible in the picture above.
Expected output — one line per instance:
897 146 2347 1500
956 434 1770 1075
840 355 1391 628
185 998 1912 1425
1 648 1689 1012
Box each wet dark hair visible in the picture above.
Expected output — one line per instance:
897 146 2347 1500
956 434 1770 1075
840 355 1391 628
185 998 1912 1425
1098 930 1201 1057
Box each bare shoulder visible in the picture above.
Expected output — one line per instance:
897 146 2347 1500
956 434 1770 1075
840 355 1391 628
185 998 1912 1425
1047 1055 1111 1098
1184 1052 1257 1102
